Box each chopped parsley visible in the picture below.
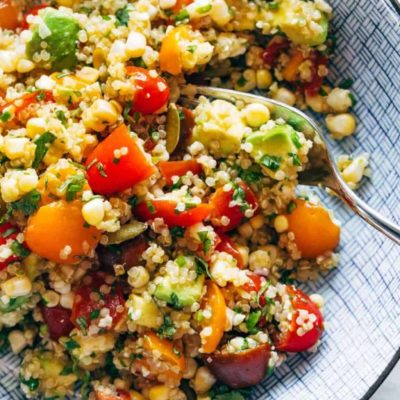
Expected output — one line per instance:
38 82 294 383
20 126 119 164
157 315 176 340
60 365 74 376
146 200 156 214
260 155 281 172
194 256 212 278
338 78 354 89
131 57 147 68
96 162 108 177
170 226 185 239
169 292 183 310
10 190 41 216
35 91 46 101
232 183 250 212
55 110 67 126
246 310 261 334
198 231 212 254
10 241 30 257
20 377 39 391
104 352 120 379
32 131 57 168
65 339 80 351
90 309 100 320
0 110 11 122
61 174 86 202
187 44 197 53
115 5 130 26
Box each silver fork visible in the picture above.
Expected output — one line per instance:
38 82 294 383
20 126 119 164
183 86 400 245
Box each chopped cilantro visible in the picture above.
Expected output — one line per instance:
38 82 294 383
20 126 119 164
318 87 328 96
157 315 176 339
260 155 281 172
208 385 252 400
198 231 212 254
115 5 130 26
0 111 11 122
349 92 357 107
123 101 132 120
131 57 146 68
20 377 39 391
32 131 57 168
35 91 45 101
241 338 250 351
146 200 156 214
104 352 120 379
175 255 187 267
61 174 86 202
65 339 80 351
60 365 74 375
10 190 41 216
90 309 100 320
196 4 212 13
267 1 279 9
174 9 189 23
169 292 183 310
194 256 212 278
127 195 138 208
55 110 67 126
170 226 185 239
287 201 297 214
232 183 249 212
246 310 261 334
10 241 30 257
236 75 247 87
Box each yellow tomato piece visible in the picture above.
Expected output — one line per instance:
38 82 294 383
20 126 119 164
25 200 100 264
286 199 340 259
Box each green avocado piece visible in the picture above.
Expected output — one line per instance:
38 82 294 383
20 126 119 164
154 274 205 309
246 124 300 163
26 8 80 71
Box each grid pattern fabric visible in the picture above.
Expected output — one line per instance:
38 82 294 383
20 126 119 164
1 0 399 399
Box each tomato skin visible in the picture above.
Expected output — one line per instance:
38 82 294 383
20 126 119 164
241 272 267 306
285 199 340 259
216 233 244 268
159 160 203 185
71 273 125 332
41 305 74 341
0 0 20 30
275 286 324 352
126 67 169 115
303 54 328 96
20 4 49 30
210 182 258 232
262 36 289 65
203 343 271 389
86 124 156 195
0 223 23 270
135 199 212 227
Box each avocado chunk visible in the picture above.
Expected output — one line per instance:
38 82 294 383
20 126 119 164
191 98 245 157
154 256 205 308
26 8 80 71
271 0 329 46
127 294 162 329
246 124 302 175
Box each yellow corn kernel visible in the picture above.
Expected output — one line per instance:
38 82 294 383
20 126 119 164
26 117 47 138
325 113 356 139
243 103 270 128
126 32 147 58
256 69 273 89
75 67 100 84
16 59 35 74
82 198 105 226
273 87 296 106
1 276 32 298
249 214 265 230
3 137 30 160
274 215 289 233
148 385 170 400
93 48 106 69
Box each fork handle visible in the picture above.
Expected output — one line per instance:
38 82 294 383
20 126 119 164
334 181 400 245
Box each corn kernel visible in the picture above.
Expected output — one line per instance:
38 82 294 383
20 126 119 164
0 50 17 73
16 59 35 74
76 67 100 84
273 87 296 106
0 169 38 202
1 276 32 298
274 215 289 233
126 32 147 58
148 385 170 400
43 290 60 308
8 330 27 354
82 198 105 226
3 137 30 160
243 103 270 128
26 117 47 138
83 99 120 132
325 113 356 139
210 0 231 26
256 69 273 89
326 88 352 113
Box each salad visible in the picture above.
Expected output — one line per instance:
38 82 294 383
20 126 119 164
0 0 360 399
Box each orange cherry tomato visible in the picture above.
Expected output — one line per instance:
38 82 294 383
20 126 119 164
71 272 125 332
285 199 340 258
135 199 212 227
20 4 49 30
25 200 101 264
210 182 259 232
143 331 186 376
216 233 244 268
159 25 191 75
86 124 156 195
159 160 203 185
126 67 170 115
201 281 227 353
282 49 305 82
274 286 324 352
0 0 20 30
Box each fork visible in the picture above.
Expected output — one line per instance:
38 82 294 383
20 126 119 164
182 86 400 245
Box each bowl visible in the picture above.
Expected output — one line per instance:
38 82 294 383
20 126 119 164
1 0 400 399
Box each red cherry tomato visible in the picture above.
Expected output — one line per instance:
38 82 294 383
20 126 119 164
241 272 268 307
274 286 324 352
135 199 212 227
210 182 258 232
86 124 156 195
20 4 49 30
71 273 125 332
262 36 289 66
126 66 170 115
159 160 203 185
0 223 25 270
41 305 74 340
216 233 244 268
0 0 20 30
304 53 328 96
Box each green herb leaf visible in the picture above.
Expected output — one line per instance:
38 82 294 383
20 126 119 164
236 75 247 87
115 5 130 26
90 309 100 320
260 155 281 172
131 57 146 68
76 316 88 335
10 241 30 257
65 339 80 351
127 195 138 208
169 292 183 310
170 226 185 239
0 111 11 122
187 44 197 53
348 93 357 107
287 201 297 214
20 377 39 392
246 310 261 334
288 152 301 166
32 131 57 168
146 200 156 214
175 255 187 267
338 78 354 89
198 231 212 254
157 315 176 339
196 4 212 13
194 256 212 278
55 110 67 126
174 9 189 23
291 132 302 149
10 190 41 216
60 174 86 202
60 365 74 376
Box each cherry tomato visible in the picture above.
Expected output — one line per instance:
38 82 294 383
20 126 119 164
203 343 271 389
0 223 25 270
262 36 289 66
20 4 49 30
25 201 101 264
274 286 324 352
71 273 125 332
210 181 258 232
86 124 156 195
135 199 212 227
159 160 203 185
95 389 131 400
41 305 73 340
0 0 20 30
200 281 227 353
216 233 244 268
126 67 169 115
282 49 305 82
285 199 340 259
241 272 268 307
159 25 191 75
304 53 328 96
